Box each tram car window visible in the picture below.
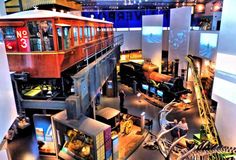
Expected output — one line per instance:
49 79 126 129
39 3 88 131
73 27 79 46
91 27 95 40
79 26 83 42
28 21 41 51
63 26 71 50
57 28 63 50
2 27 17 52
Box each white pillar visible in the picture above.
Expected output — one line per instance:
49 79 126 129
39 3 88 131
141 112 145 133
212 0 236 147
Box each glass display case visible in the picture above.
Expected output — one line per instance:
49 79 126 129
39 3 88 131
52 111 112 160
59 129 94 160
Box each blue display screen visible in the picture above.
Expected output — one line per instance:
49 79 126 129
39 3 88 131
199 33 218 59
157 90 163 97
149 87 156 94
142 84 149 90
142 26 162 43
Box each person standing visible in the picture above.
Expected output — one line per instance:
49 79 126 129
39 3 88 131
178 117 189 137
119 89 125 109
169 119 179 141
95 89 101 106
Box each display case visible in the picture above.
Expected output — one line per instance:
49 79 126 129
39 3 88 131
33 114 56 155
52 111 112 160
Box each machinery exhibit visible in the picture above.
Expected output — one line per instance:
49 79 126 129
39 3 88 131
140 55 236 159
120 61 191 103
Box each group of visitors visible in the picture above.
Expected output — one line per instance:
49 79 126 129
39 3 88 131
169 117 189 141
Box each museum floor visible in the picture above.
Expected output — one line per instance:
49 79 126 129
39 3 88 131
8 82 201 160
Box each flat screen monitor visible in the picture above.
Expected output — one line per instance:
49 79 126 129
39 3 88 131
157 90 163 97
142 84 149 90
149 86 156 94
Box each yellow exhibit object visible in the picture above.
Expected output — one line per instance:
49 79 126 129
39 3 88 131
120 114 133 135
185 55 219 144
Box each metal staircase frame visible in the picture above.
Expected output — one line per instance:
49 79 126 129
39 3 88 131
185 55 219 145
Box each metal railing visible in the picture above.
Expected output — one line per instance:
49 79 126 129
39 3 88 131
83 34 124 66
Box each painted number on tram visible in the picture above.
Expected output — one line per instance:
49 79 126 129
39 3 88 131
16 27 30 52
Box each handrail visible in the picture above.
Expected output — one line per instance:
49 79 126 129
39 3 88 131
83 34 124 66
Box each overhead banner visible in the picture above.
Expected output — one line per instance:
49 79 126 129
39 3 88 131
82 10 170 28
142 15 163 73
169 7 192 76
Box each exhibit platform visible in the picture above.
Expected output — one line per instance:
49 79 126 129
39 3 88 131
118 125 148 160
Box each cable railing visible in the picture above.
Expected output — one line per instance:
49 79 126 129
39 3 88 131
83 34 124 66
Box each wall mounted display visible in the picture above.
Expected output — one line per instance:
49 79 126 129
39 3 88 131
199 33 218 59
142 26 162 43
142 15 163 72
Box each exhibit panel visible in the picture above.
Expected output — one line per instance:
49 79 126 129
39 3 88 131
189 31 219 62
142 15 163 72
33 114 56 155
169 7 191 76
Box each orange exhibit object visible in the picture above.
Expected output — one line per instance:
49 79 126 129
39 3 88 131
145 71 172 82
142 63 158 72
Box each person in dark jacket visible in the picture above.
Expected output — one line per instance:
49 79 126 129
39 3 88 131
169 119 179 141
119 89 125 108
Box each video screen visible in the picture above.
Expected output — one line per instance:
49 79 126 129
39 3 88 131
199 33 218 59
157 90 163 97
149 86 156 94
142 26 162 43
142 84 149 90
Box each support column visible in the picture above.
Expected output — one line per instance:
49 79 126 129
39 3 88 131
106 68 118 97
92 100 96 120
212 0 236 147
0 1 6 16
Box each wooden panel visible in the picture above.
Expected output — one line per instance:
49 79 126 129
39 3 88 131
7 54 61 78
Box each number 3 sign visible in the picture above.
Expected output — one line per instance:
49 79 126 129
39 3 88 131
16 27 30 52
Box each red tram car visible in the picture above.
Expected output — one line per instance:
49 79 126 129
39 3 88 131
0 9 113 78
